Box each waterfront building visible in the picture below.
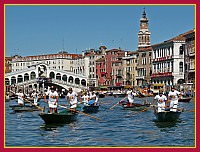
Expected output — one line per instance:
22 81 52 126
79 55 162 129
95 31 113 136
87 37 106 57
5 56 13 73
151 30 193 89
136 8 152 87
96 57 106 86
105 48 125 86
122 51 138 86
184 29 195 88
9 51 82 73
82 46 107 87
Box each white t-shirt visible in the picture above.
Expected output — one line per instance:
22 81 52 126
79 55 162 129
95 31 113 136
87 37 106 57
127 90 134 99
168 90 180 100
16 92 24 104
82 94 90 103
46 90 58 102
154 94 167 109
67 91 78 104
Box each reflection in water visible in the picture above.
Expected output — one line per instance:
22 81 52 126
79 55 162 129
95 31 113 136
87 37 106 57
154 119 182 128
40 122 77 131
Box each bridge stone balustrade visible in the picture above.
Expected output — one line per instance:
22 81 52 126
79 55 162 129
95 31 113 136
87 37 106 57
5 63 88 92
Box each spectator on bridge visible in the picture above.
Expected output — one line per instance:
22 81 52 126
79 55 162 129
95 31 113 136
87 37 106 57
44 86 59 113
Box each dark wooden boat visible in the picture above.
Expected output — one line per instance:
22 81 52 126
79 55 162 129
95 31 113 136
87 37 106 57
137 92 146 98
82 105 99 113
178 97 192 103
98 93 105 98
39 110 78 124
113 93 126 98
122 103 150 111
154 111 181 122
10 105 40 112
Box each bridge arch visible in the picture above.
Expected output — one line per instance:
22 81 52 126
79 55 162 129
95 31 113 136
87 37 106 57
30 71 36 80
24 73 29 81
49 71 55 79
75 78 80 85
68 76 73 83
62 74 67 81
17 75 23 83
11 76 16 85
5 78 10 85
81 79 86 86
56 73 61 80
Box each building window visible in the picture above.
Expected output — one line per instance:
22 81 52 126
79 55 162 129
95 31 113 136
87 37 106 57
179 62 183 72
179 46 183 55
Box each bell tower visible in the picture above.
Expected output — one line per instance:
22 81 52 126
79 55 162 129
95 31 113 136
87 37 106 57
138 8 151 48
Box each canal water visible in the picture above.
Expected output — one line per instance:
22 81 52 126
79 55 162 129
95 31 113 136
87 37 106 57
5 96 195 147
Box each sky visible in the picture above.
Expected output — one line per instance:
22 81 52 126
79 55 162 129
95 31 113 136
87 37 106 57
5 5 195 57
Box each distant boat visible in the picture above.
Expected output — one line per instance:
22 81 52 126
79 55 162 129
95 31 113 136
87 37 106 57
178 97 192 103
39 110 78 124
120 100 150 111
82 105 99 113
10 105 40 112
113 93 126 98
82 99 99 113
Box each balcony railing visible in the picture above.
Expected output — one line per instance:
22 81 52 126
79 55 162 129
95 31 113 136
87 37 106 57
151 72 172 78
152 55 173 62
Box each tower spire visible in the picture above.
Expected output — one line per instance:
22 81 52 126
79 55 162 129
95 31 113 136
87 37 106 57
137 8 151 48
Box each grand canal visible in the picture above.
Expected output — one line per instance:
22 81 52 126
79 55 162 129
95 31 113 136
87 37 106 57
5 96 195 147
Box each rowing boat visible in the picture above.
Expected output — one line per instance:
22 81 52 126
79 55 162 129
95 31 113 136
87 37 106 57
39 110 78 124
178 97 192 103
122 103 149 111
82 105 99 113
10 105 40 112
154 111 182 122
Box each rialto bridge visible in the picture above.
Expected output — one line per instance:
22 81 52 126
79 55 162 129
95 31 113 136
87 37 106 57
5 63 88 93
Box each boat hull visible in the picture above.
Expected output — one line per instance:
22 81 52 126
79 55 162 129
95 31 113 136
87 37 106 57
113 93 126 98
98 94 105 98
10 105 40 112
39 111 78 124
154 111 181 122
178 97 192 102
122 104 149 111
83 105 99 113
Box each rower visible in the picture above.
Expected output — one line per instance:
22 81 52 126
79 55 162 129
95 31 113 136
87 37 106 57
167 86 180 112
126 87 135 107
15 89 25 106
152 90 167 113
66 88 81 111
44 86 59 113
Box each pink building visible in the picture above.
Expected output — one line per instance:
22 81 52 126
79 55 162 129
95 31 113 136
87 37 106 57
96 57 106 86
105 48 125 86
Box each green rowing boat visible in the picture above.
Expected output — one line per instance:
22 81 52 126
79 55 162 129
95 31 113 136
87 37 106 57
39 110 78 124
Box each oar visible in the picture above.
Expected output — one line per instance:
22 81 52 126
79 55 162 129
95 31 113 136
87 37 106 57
23 98 44 111
110 96 127 110
58 105 101 121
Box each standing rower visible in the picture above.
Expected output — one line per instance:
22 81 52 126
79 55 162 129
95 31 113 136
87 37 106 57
167 86 180 112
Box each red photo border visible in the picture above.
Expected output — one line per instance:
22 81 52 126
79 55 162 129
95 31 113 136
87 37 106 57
1 0 199 152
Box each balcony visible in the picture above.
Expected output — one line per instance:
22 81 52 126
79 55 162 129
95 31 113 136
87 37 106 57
152 55 173 62
135 76 145 80
151 72 172 78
